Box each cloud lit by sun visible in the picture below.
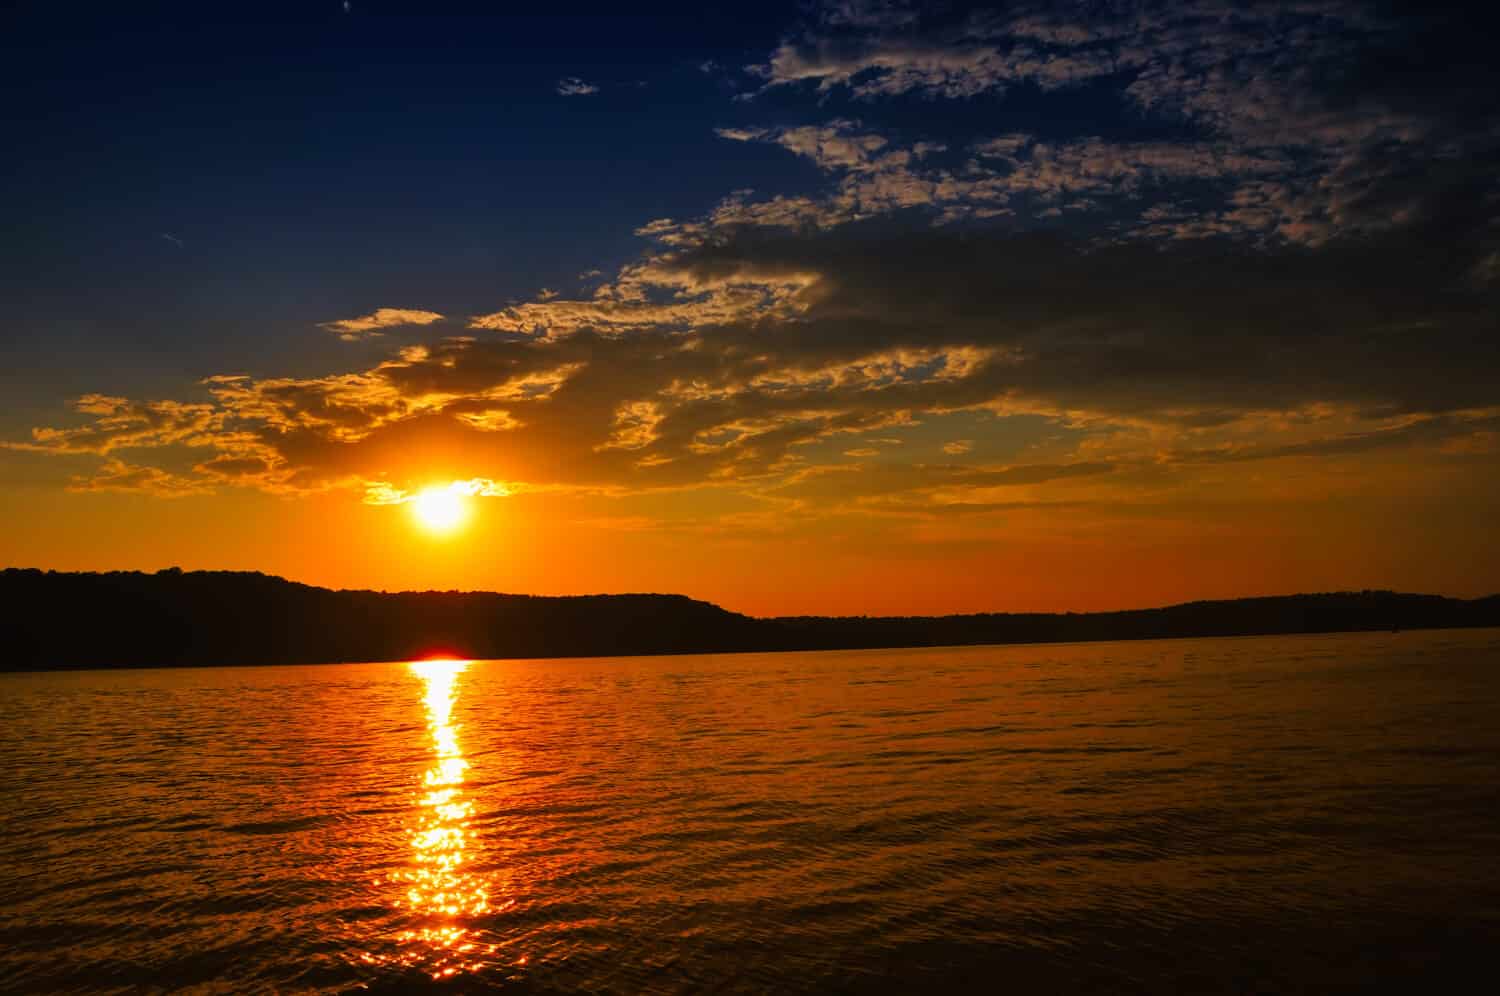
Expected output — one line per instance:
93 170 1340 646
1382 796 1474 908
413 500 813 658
357 478 509 535
412 486 468 534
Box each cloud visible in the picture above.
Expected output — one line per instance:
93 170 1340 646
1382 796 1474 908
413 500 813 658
363 477 511 506
971 135 1288 198
10 0 1500 533
754 39 1016 100
720 120 891 171
469 254 822 337
556 77 601 96
732 0 1500 252
320 308 445 340
68 459 214 498
598 401 666 452
1164 412 1500 466
767 459 1117 505
16 216 1498 514
4 395 224 455
684 123 1290 240
818 0 920 31
746 1 1122 99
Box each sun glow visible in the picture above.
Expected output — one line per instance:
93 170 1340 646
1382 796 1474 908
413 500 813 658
411 485 469 534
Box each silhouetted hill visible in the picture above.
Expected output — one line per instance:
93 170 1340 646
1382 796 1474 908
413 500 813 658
2 568 1497 671
766 591 1500 650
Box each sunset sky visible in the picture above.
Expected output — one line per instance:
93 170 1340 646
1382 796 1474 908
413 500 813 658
4 0 1498 615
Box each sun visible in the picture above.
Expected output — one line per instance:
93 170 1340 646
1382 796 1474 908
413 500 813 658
410 485 469 534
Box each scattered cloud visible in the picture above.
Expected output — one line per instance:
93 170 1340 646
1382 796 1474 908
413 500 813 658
556 77 601 96
5 395 224 455
320 308 445 341
721 0 1500 253
68 459 213 498
11 0 1500 534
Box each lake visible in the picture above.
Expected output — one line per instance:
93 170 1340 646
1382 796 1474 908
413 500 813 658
2 629 1498 993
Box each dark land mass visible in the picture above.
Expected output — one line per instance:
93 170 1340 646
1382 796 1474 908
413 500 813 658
3 567 1499 671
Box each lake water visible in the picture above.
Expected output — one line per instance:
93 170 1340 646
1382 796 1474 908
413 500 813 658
2 629 1499 993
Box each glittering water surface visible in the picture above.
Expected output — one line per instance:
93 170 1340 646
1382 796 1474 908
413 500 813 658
3 630 1499 994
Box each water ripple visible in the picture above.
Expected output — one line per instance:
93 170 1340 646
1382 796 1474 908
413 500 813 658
1 630 1499 992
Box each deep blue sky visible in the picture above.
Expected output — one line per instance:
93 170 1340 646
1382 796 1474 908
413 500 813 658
5 2 812 404
2 0 1240 413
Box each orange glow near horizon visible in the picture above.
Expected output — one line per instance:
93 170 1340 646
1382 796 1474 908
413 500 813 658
4 462 1499 618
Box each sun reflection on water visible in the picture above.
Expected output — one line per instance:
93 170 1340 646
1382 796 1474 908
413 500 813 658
363 659 503 980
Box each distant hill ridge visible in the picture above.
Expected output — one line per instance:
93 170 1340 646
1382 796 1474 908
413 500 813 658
3 568 1497 671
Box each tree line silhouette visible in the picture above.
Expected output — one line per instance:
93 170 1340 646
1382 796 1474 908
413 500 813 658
3 568 1497 671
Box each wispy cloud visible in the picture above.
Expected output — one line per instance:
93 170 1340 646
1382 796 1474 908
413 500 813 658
727 0 1500 252
556 77 601 96
68 459 214 498
320 308 445 341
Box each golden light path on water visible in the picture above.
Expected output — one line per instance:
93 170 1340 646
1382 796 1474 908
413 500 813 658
362 659 509 981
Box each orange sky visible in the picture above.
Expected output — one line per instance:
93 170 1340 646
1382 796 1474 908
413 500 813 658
3 437 1495 617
